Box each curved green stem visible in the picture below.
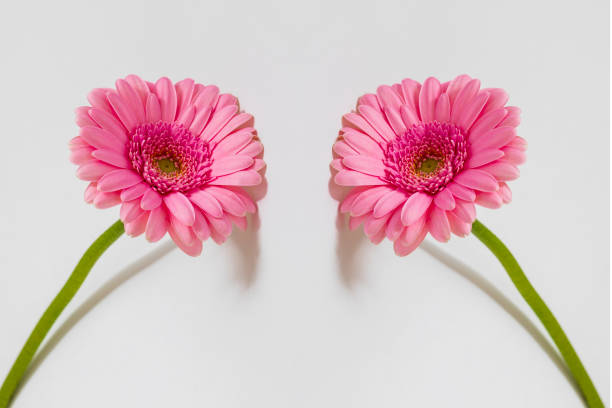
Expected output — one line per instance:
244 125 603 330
471 219 603 407
0 220 124 408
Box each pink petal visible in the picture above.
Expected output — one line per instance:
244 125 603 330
335 170 385 187
141 188 162 210
84 183 97 203
120 182 149 202
92 149 131 168
254 159 266 172
201 105 238 142
364 212 392 238
333 140 358 158
400 79 421 114
373 189 407 218
402 216 427 247
238 141 263 157
204 186 247 216
376 85 402 112
213 128 255 156
88 108 128 142
465 149 504 168
385 208 404 240
434 93 450 123
87 88 112 113
499 106 521 127
169 222 202 257
189 189 224 218
453 199 476 223
120 200 144 223
475 191 503 209
342 112 386 144
80 126 125 152
428 207 451 242
446 74 472 106
116 79 145 123
69 136 88 149
107 92 138 132
342 129 384 158
192 209 211 241
383 106 407 136
98 169 142 192
189 107 212 136
479 161 520 181
358 93 380 110
350 186 391 217
164 192 195 226
225 187 257 213
175 78 195 116
93 191 121 209
170 216 194 245
146 93 162 123
457 91 488 131
450 79 480 123
70 147 94 165
418 77 441 123
401 192 433 226
210 113 253 145
209 170 262 186
499 183 512 203
501 146 526 165
339 186 370 213
468 108 507 143
125 75 150 106
176 105 196 128
76 161 117 181
215 94 237 110
125 212 149 237
480 88 509 115
146 207 169 242
453 169 499 192
433 188 455 211
394 224 426 256
155 77 178 122
400 105 420 128
228 214 248 231
447 211 471 237
471 126 516 152
348 214 368 231
342 156 386 177
76 106 96 127
204 213 232 238
446 182 476 202
210 156 254 177
193 85 219 111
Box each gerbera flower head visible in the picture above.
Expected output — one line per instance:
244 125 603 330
70 75 266 256
330 75 526 256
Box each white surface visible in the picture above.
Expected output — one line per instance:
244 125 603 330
0 0 608 407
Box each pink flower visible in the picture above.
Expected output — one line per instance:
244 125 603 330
330 75 526 256
70 75 266 256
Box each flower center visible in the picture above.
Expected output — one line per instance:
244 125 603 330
129 121 212 194
417 157 441 175
156 157 180 175
384 121 467 195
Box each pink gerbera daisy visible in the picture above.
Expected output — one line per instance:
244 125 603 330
70 75 266 256
330 75 526 256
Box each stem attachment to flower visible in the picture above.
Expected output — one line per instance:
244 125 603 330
471 219 603 407
0 220 124 408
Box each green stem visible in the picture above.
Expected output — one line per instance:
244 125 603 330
471 219 603 407
0 220 124 408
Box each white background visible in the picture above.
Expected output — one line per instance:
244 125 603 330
0 0 608 407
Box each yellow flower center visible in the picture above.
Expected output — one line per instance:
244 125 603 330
417 158 440 175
